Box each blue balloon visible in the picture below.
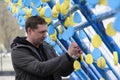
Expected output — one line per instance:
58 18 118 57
32 7 39 16
113 12 120 32
44 7 52 17
62 26 74 40
44 36 51 43
108 0 120 9
92 48 102 61
18 16 23 23
48 24 55 34
115 12 120 18
31 0 41 8
86 0 99 5
21 18 26 27
18 8 26 16
13 13 18 18
8 5 12 12
59 0 64 4
73 12 81 23
22 0 31 8
18 16 26 27
11 0 18 3
44 36 56 46
50 41 56 46
113 20 120 32
41 2 47 7
79 30 87 39
58 34 62 39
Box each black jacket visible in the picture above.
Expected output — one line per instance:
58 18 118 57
11 37 75 80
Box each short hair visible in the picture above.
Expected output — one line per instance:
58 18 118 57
25 16 47 32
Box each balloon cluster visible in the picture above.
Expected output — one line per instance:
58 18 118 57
5 0 120 74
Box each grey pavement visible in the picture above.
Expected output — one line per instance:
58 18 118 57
0 53 15 80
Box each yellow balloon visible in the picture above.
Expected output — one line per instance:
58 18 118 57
64 14 75 27
97 57 106 69
60 3 68 15
106 22 116 36
98 0 108 6
73 60 81 70
24 9 32 19
16 0 22 6
80 54 83 61
63 0 70 9
45 17 52 24
91 34 102 48
49 30 57 41
113 51 118 65
26 9 30 15
100 78 105 80
52 6 59 18
64 17 71 27
42 0 50 2
50 35 57 41
69 14 75 26
5 0 10 3
17 2 22 7
40 8 45 17
37 7 42 12
12 4 16 13
86 54 93 64
31 2 34 6
55 2 61 12
24 14 28 18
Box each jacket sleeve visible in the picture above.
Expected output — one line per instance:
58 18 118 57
60 53 75 77
50 46 75 77
11 47 75 77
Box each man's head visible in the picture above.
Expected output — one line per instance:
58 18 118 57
25 16 48 46
25 16 47 32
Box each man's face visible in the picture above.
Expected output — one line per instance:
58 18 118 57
28 24 47 45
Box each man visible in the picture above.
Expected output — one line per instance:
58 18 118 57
11 16 82 80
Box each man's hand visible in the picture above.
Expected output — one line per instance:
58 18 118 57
68 42 82 59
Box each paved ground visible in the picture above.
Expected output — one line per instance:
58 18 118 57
0 76 15 80
0 53 15 80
